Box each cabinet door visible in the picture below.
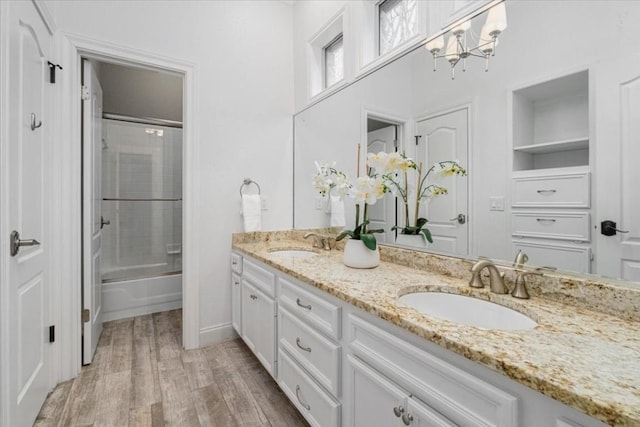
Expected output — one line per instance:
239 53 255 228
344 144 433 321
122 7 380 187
241 280 257 353
347 355 407 427
254 285 276 376
407 396 457 427
231 273 242 334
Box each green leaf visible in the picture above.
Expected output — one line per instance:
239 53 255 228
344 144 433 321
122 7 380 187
336 230 354 241
421 228 433 243
416 217 429 228
360 233 377 250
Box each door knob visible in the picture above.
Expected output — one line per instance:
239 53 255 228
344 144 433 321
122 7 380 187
100 216 111 229
601 220 629 236
449 213 466 224
10 230 40 257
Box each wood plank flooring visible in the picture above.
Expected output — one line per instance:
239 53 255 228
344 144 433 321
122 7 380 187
35 310 308 427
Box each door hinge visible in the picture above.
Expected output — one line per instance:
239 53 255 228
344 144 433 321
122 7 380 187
49 325 55 343
81 85 90 101
414 135 422 145
82 308 90 323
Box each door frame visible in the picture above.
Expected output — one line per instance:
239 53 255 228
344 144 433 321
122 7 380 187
414 103 473 257
54 32 200 381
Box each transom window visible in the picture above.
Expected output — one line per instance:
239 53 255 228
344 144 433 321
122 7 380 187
324 34 344 88
378 0 418 55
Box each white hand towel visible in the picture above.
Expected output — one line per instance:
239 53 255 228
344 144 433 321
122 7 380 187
242 194 262 232
330 195 346 227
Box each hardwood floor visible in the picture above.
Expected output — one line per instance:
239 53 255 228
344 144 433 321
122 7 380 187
35 310 308 427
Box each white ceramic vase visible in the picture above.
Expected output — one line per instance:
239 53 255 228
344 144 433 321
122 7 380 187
395 233 429 249
343 239 380 269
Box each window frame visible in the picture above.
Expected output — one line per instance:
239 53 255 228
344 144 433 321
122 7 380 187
323 33 345 90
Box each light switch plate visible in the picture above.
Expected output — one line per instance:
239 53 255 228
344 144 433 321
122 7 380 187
490 196 505 211
315 196 326 211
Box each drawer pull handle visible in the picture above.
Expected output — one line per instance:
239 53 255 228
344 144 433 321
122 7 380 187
232 260 238 265
536 218 556 223
536 189 556 194
295 385 310 410
393 406 405 417
234 281 240 286
296 337 312 352
402 413 414 425
296 298 312 310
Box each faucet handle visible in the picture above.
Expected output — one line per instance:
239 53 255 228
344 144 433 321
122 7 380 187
511 270 543 299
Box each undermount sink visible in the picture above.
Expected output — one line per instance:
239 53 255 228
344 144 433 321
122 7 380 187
268 249 318 259
398 292 537 331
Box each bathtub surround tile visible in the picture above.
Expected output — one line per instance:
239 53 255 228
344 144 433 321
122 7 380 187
233 230 640 427
36 310 307 427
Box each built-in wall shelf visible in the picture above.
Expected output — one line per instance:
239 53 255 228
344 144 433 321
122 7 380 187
513 137 589 155
512 70 590 171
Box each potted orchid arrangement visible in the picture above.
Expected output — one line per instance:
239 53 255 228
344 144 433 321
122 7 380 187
367 151 467 245
313 149 388 268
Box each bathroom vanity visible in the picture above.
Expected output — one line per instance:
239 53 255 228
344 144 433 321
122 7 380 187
231 230 640 427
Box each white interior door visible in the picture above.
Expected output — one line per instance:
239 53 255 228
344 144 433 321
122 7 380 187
3 1 52 424
416 109 469 256
82 60 104 364
595 55 640 281
367 125 397 243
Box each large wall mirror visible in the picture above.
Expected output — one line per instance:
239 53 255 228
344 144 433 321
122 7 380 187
294 0 640 286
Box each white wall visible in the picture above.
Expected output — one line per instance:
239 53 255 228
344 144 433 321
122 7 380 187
49 0 294 345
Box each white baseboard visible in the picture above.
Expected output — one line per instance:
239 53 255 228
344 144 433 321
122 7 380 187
102 300 183 323
199 322 238 347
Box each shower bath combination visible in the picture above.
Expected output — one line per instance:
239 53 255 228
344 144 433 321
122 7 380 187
100 116 184 321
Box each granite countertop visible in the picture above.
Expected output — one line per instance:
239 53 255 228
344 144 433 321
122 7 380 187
232 233 640 427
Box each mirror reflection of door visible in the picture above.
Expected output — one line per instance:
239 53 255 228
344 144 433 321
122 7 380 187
595 56 640 281
367 119 398 244
416 108 469 257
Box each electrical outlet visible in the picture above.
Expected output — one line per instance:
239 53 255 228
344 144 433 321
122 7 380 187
315 196 326 210
489 196 505 211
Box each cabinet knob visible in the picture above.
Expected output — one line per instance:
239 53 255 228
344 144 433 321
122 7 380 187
402 413 413 425
393 406 405 417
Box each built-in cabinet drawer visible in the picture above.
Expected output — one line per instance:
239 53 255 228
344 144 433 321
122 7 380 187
512 172 590 208
349 315 517 426
231 252 243 274
512 211 590 241
279 277 341 340
278 349 341 427
279 306 341 397
513 240 591 273
243 258 276 297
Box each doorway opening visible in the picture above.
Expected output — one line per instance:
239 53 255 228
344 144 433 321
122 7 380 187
366 115 403 245
81 59 184 365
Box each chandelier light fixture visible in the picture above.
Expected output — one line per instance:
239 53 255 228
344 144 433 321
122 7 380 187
425 1 507 80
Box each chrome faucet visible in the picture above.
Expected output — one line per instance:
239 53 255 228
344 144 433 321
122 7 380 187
304 232 331 250
469 260 509 294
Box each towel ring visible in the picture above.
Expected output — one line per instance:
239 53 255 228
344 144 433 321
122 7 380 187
239 178 261 196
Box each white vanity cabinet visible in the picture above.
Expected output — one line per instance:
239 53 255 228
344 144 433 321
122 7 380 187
240 257 277 377
231 252 610 427
277 275 342 427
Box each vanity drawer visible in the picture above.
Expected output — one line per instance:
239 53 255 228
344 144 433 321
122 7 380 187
278 349 341 427
512 240 591 273
279 306 341 397
279 277 341 340
349 315 518 427
231 252 242 274
512 172 590 208
512 211 590 242
243 258 276 297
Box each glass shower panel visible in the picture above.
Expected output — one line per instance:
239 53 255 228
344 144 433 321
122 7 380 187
101 119 182 282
